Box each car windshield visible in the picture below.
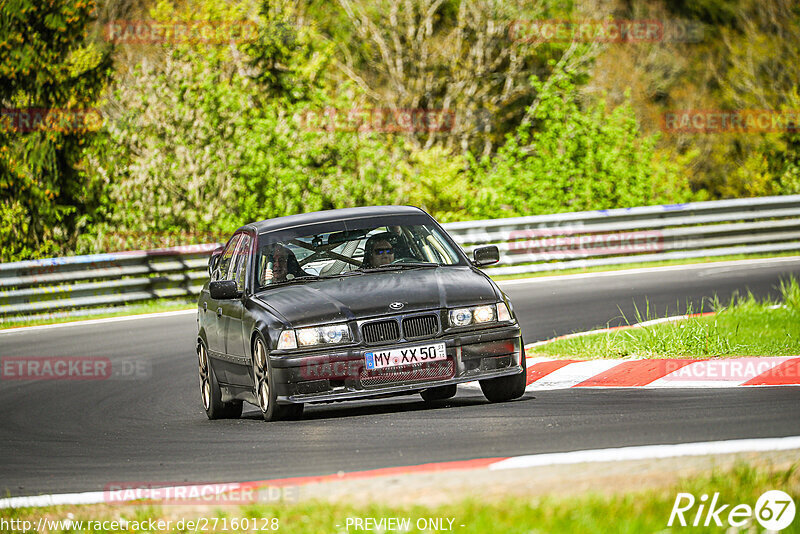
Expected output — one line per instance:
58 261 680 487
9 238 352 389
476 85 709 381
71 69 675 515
255 217 464 289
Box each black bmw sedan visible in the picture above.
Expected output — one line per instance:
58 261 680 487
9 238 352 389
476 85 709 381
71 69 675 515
196 206 526 421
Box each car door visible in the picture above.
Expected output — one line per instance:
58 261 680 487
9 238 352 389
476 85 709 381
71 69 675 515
223 232 253 386
205 234 241 360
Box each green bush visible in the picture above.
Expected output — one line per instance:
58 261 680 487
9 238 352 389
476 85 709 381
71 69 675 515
78 0 409 252
0 0 112 261
469 68 697 219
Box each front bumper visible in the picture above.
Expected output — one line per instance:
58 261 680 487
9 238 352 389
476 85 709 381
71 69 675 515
269 324 523 403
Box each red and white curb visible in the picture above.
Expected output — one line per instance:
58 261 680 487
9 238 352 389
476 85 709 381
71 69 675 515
3 436 799 509
496 355 800 390
475 309 800 389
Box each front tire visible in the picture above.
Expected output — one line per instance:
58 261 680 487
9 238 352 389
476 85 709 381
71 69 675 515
198 341 242 420
479 344 527 403
253 336 304 421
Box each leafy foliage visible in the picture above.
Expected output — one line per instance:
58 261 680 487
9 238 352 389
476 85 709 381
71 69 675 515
593 0 800 199
330 0 598 156
0 0 112 261
469 69 695 218
4 0 798 261
396 146 470 223
79 0 410 252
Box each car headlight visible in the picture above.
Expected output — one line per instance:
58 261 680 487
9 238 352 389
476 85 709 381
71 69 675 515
449 304 496 326
449 308 474 326
449 303 513 327
278 324 351 349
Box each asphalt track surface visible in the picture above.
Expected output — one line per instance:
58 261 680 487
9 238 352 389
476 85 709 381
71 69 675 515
1 258 799 497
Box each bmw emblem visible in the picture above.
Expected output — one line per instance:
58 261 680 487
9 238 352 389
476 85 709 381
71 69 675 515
389 301 404 310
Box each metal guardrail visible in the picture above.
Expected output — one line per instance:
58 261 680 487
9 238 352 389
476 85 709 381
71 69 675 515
452 195 800 275
0 245 219 322
1 196 799 322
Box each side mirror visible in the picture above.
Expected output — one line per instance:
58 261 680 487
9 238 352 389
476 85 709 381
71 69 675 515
209 280 241 300
208 246 223 277
472 245 499 267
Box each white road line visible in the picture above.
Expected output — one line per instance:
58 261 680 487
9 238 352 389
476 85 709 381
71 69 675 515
0 309 196 335
4 436 799 509
496 256 800 286
0 482 242 509
0 490 108 509
488 436 800 471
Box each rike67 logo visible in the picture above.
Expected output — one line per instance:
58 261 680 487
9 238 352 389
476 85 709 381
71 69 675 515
669 490 795 531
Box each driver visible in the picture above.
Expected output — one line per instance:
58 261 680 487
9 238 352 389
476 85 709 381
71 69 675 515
363 235 395 268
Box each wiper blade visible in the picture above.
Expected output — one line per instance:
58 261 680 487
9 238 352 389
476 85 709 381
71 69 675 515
360 262 438 272
335 270 365 277
260 275 321 289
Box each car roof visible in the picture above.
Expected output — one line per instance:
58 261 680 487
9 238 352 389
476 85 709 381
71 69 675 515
243 205 428 234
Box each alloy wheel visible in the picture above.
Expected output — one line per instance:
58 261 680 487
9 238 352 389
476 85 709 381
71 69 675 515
254 339 269 413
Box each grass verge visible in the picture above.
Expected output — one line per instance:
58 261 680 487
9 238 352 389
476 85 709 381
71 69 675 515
2 461 797 533
528 277 800 359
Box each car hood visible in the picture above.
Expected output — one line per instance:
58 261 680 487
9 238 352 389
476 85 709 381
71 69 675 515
253 267 498 326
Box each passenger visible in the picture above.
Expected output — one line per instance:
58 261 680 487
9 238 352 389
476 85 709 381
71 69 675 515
261 244 305 284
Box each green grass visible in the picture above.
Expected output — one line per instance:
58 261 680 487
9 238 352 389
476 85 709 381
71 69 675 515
528 277 800 359
490 251 800 281
2 462 798 533
0 300 195 330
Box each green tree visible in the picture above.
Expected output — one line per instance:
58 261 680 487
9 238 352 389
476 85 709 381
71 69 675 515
80 0 407 252
330 0 599 157
0 0 112 261
470 68 696 218
396 146 471 223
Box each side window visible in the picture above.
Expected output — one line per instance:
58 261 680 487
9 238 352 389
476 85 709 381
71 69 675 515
214 234 241 282
232 234 252 292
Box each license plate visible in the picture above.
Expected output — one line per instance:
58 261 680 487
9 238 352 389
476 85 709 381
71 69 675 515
364 342 447 370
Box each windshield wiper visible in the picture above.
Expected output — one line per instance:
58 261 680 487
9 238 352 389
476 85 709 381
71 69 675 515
335 270 366 277
360 262 438 272
259 275 321 289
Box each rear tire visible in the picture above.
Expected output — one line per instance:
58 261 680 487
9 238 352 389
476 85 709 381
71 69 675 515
253 336 304 421
479 344 527 403
198 341 243 420
420 384 457 402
